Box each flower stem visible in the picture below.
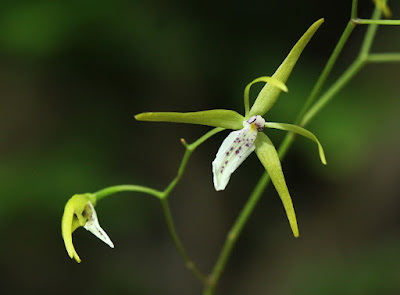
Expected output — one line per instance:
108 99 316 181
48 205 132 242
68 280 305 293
92 127 223 284
353 18 400 25
204 173 271 294
202 133 294 295
351 0 358 19
156 127 223 283
358 8 382 59
94 185 162 200
295 20 356 124
366 53 400 62
160 197 209 284
301 5 382 125
300 57 365 126
162 127 224 198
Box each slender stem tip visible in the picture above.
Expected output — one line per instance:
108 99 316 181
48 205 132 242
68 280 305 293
180 138 188 146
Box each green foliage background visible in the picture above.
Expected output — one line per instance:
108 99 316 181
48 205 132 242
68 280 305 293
1 0 400 294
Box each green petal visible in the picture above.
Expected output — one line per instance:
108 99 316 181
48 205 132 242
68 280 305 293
61 193 95 263
249 18 324 117
265 122 327 165
255 132 299 237
244 76 288 116
373 0 392 18
61 198 79 261
135 109 244 130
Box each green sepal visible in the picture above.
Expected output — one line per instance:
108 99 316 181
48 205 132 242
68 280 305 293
244 76 288 117
61 193 96 263
135 109 244 130
249 18 324 117
254 132 299 237
265 122 327 165
373 0 392 18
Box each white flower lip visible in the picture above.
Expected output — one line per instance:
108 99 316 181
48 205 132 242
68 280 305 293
212 115 265 191
84 201 115 249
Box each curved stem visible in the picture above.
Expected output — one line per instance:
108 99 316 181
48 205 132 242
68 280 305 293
160 197 209 284
156 127 224 282
94 185 162 201
162 127 224 198
92 127 223 283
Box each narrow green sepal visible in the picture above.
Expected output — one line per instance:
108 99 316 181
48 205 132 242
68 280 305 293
61 193 96 263
249 18 324 117
373 0 392 18
244 76 288 116
135 110 244 130
254 133 299 237
265 122 327 165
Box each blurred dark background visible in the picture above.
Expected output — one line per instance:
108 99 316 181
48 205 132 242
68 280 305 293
1 0 400 294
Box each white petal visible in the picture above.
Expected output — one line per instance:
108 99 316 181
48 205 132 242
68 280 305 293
212 123 257 190
84 201 115 248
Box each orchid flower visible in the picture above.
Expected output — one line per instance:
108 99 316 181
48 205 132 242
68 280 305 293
135 19 326 237
61 193 114 263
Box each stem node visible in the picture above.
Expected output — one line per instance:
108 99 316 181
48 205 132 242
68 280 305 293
227 230 236 241
180 138 188 147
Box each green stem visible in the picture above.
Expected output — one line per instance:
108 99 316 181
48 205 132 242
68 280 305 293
353 19 400 25
205 172 270 294
160 197 208 284
93 127 223 284
94 185 162 201
189 127 225 151
203 133 296 295
156 128 224 283
351 0 358 19
358 8 382 58
300 5 382 126
300 58 365 126
162 127 224 198
295 0 361 123
295 20 356 124
162 148 193 197
366 53 400 62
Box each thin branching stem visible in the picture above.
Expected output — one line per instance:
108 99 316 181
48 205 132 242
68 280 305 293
92 127 223 283
353 19 400 25
295 20 356 124
160 197 209 284
359 8 382 58
94 185 162 200
351 0 358 20
301 58 365 126
367 53 400 62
